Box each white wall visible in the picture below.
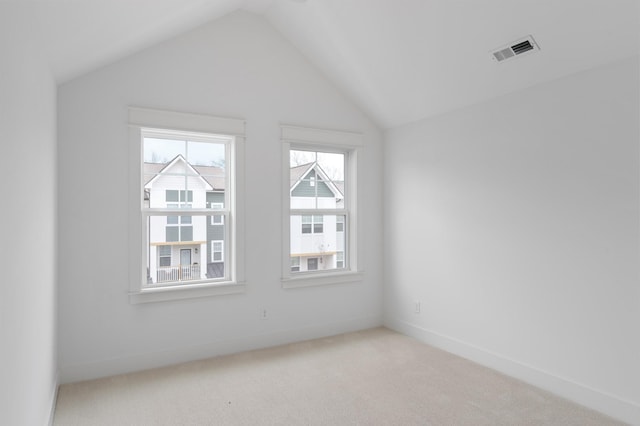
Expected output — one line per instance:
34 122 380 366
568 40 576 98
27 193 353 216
384 56 640 423
0 4 58 426
57 11 383 383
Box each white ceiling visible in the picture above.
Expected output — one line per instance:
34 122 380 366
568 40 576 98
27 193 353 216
25 0 640 129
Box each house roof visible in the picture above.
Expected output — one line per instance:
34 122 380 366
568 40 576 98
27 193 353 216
144 155 223 191
26 1 639 128
146 158 343 198
289 162 315 189
290 161 343 199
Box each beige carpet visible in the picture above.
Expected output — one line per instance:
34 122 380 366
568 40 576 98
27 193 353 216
54 327 623 425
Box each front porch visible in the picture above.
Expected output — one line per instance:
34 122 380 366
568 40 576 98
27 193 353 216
156 264 201 283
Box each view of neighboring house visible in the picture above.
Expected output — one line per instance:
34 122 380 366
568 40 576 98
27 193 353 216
289 162 345 273
144 157 345 284
144 155 225 284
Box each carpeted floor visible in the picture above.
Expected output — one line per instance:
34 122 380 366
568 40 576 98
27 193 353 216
53 327 623 425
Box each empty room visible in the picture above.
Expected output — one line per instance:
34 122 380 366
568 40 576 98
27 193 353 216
1 0 638 425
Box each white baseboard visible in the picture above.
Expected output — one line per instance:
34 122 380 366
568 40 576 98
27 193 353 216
60 315 382 385
385 317 640 425
47 371 59 426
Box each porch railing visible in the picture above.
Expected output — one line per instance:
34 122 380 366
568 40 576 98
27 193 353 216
156 264 201 283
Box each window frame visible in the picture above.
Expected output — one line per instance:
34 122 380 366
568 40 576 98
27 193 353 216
128 107 246 303
281 125 363 288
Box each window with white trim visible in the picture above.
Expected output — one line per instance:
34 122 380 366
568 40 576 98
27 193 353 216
290 256 300 272
301 215 324 234
210 202 224 225
158 245 172 267
211 240 223 262
281 125 361 286
129 108 245 303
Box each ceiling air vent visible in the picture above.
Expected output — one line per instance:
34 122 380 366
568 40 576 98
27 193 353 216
491 35 539 63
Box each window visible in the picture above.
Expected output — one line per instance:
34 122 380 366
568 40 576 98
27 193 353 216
158 245 172 267
210 202 224 225
211 240 223 262
129 108 245 303
290 257 300 272
301 215 323 234
281 125 362 287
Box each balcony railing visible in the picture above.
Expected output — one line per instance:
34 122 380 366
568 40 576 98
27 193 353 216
156 264 201 283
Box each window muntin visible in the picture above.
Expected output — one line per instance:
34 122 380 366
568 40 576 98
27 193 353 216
142 129 231 287
289 148 348 275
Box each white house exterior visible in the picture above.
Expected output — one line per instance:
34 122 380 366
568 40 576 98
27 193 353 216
289 162 345 272
144 155 224 284
144 157 344 284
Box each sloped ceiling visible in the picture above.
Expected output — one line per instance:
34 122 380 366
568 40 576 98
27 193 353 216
25 0 640 129
267 0 639 128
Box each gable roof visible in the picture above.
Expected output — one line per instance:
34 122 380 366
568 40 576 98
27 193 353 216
144 155 220 191
290 161 343 199
144 156 344 198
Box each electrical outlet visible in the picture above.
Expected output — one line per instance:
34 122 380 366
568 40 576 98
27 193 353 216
414 301 421 314
261 309 268 320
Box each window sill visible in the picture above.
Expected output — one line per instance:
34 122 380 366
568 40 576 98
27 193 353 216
129 281 246 304
281 270 363 289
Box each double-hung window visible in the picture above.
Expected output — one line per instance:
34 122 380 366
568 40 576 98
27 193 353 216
281 125 362 287
129 108 245 303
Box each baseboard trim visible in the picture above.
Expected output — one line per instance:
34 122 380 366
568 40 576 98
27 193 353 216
60 315 382 384
385 317 640 425
47 371 59 426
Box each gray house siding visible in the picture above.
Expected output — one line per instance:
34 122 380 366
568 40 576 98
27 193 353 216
206 191 225 278
291 170 334 198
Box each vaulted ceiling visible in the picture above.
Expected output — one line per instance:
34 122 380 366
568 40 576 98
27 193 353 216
24 0 640 128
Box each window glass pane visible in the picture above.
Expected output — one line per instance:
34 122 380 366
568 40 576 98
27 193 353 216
166 227 179 242
290 215 346 272
147 215 224 285
181 226 193 241
166 190 179 202
290 150 344 210
143 137 226 207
